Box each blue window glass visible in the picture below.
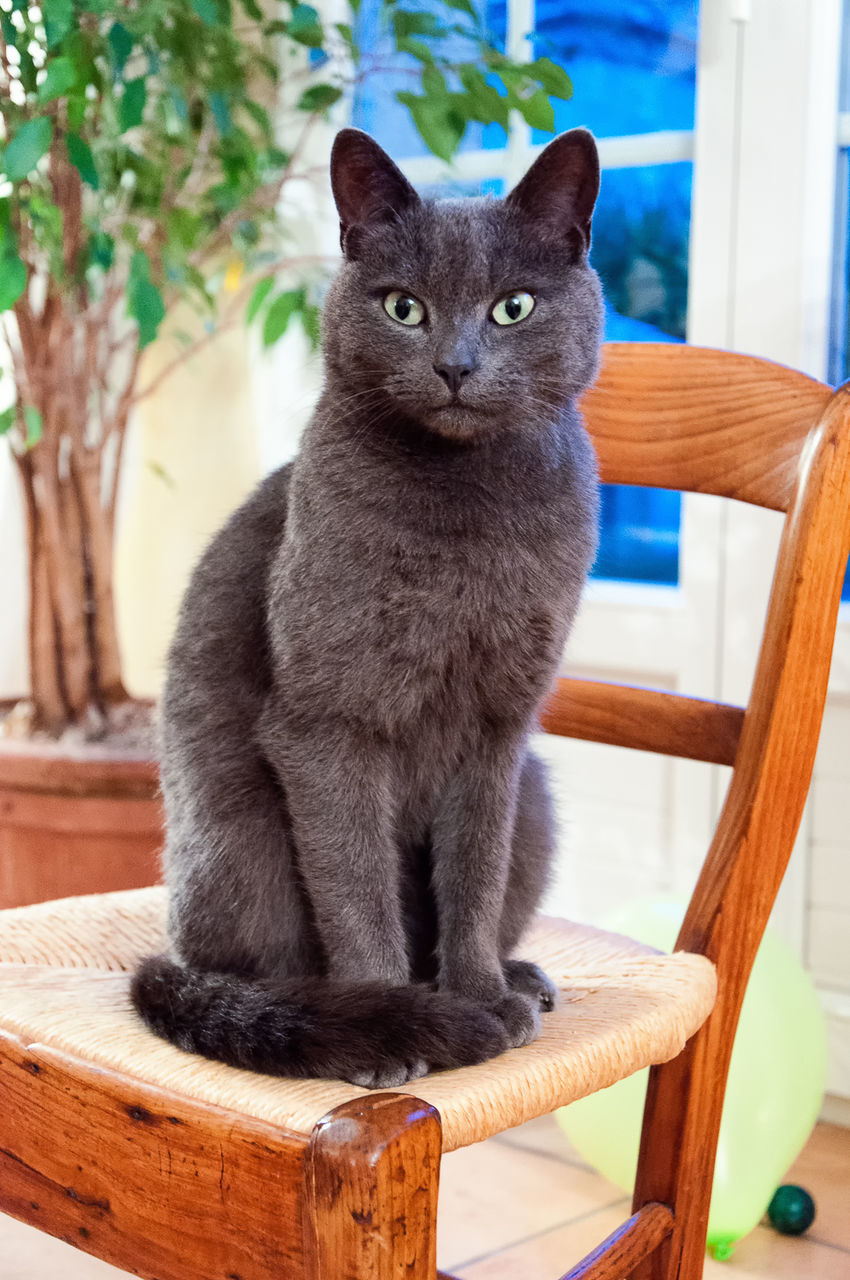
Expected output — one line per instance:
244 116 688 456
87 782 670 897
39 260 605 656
594 486 680 586
532 0 698 141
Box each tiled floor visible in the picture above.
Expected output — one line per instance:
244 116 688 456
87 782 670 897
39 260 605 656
2 1116 848 1278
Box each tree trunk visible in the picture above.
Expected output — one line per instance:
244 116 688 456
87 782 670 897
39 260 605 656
15 436 128 736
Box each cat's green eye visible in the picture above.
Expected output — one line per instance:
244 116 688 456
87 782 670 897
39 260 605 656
491 291 535 326
383 291 426 326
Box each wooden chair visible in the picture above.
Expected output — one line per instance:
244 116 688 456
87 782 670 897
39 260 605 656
0 342 848 1280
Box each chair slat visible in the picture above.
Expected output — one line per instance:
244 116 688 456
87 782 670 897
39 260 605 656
541 678 745 767
580 344 833 512
557 1202 674 1280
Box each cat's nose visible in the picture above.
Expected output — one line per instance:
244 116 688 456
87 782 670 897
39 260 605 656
433 362 476 395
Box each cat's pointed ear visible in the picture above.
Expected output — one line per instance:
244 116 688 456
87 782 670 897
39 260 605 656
331 129 420 256
506 128 600 256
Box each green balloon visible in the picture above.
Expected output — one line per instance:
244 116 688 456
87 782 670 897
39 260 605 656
556 900 826 1258
767 1184 816 1235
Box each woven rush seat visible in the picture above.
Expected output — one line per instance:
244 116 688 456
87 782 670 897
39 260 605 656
0 886 716 1151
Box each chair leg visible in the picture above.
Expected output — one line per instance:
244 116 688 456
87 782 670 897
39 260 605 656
630 1006 736 1280
303 1092 442 1280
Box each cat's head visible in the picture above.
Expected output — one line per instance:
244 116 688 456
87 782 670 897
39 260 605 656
324 127 603 443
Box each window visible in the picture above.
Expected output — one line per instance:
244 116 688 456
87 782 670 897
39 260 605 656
829 0 850 388
830 0 850 600
352 0 700 588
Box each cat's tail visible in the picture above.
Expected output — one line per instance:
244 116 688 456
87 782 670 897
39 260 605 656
130 955 511 1088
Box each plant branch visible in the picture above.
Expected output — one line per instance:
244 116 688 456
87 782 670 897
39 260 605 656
187 110 322 271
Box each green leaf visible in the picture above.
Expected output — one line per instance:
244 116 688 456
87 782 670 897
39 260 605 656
88 231 114 271
393 10 442 40
4 118 53 183
443 0 478 17
147 459 175 489
191 0 218 23
301 301 321 349
517 88 555 132
396 91 464 163
0 406 15 436
0 255 26 312
297 84 343 113
236 0 263 17
24 406 43 449
120 78 147 131
245 276 273 324
242 99 272 139
287 5 324 48
421 64 449 100
43 0 74 48
396 38 435 63
18 48 38 94
65 134 99 189
67 94 87 132
262 289 303 347
129 249 151 286
128 277 166 348
37 55 77 104
167 208 203 251
528 56 572 101
107 22 134 72
457 65 509 129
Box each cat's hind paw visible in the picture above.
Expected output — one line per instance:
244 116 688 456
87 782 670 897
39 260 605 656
502 958 558 1012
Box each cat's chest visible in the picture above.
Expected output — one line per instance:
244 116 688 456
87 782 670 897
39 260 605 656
278 519 571 734
376 534 556 651
271 435 596 733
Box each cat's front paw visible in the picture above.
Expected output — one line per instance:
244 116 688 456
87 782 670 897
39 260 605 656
492 991 542 1049
349 1059 429 1089
502 958 558 1012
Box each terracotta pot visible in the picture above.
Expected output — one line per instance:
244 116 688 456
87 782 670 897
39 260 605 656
0 740 163 908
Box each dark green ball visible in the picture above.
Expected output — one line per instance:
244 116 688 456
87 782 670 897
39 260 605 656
767 1184 816 1236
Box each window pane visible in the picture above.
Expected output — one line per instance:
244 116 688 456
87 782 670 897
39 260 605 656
533 0 698 142
829 0 850 390
594 486 680 586
595 163 691 342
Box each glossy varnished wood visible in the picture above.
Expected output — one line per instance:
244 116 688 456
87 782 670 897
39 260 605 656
580 343 833 511
558 1203 674 1280
304 1094 441 1280
630 382 850 1280
0 1027 308 1280
541 679 744 766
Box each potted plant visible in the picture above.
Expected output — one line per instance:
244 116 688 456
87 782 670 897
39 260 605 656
0 0 571 905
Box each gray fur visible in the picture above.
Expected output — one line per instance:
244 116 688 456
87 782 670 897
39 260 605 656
131 127 603 1087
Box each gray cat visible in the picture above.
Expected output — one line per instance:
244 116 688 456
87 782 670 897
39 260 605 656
131 127 603 1088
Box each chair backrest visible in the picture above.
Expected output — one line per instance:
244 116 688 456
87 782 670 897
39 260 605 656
541 342 850 984
551 343 850 1280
